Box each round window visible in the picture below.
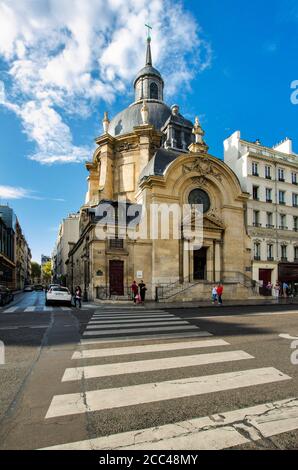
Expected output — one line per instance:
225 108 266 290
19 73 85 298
188 189 211 213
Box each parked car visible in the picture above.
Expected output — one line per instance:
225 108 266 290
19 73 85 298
45 286 72 306
46 284 60 292
34 284 44 291
23 285 33 292
0 285 14 306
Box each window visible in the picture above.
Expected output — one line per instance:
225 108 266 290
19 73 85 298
109 239 124 249
293 193 298 207
280 214 287 230
278 168 285 182
150 82 159 100
252 162 259 176
266 188 272 202
253 210 260 227
265 166 272 179
294 216 298 232
267 244 274 260
292 172 297 185
254 243 261 260
281 245 287 261
267 212 273 228
253 186 259 200
279 190 286 205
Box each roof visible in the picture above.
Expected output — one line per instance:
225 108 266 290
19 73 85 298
139 148 180 181
109 101 172 137
133 65 163 86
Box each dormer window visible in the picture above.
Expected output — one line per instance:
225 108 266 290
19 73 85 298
150 82 158 100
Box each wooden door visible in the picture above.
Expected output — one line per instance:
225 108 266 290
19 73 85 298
109 260 124 296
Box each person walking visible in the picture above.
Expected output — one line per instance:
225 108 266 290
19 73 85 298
216 284 224 305
283 281 289 298
131 280 139 304
74 286 82 308
211 286 218 304
138 280 147 304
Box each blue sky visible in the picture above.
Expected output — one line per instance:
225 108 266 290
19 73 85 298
0 0 297 262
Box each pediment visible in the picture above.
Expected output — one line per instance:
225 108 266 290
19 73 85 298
204 214 225 230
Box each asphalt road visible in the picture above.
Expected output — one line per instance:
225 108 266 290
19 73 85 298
0 292 297 450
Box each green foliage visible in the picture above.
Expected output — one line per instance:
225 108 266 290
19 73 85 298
31 262 41 279
42 260 52 283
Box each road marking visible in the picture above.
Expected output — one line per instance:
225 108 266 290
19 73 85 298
72 339 229 360
91 313 173 318
83 325 199 336
61 307 71 311
45 367 290 419
0 326 19 330
3 307 18 313
42 397 298 450
279 333 298 340
63 350 253 381
24 307 37 312
86 321 190 330
80 331 213 345
192 310 298 320
43 307 53 312
89 318 180 325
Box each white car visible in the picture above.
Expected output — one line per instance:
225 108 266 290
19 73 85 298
45 286 72 306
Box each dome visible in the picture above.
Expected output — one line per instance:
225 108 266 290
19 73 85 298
133 65 163 87
109 101 172 137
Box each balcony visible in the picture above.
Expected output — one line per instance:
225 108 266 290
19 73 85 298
254 256 261 261
279 226 288 230
253 222 262 228
266 199 273 204
293 204 298 208
294 227 298 232
265 175 272 180
253 197 260 201
279 201 286 206
252 173 259 177
267 257 275 262
279 178 285 182
266 224 275 229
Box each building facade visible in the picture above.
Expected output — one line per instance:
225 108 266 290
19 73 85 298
52 213 80 287
66 38 254 302
224 131 298 294
0 205 31 289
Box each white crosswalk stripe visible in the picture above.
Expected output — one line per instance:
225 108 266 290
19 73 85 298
72 339 230 359
42 397 298 450
86 320 191 329
2 306 18 313
41 309 294 450
45 367 290 419
62 350 253 381
80 331 213 345
83 325 199 336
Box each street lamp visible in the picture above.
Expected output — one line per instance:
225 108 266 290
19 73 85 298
82 251 89 302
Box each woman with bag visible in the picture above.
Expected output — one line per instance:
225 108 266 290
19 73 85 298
74 286 82 309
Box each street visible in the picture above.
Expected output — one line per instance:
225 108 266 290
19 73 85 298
0 292 297 450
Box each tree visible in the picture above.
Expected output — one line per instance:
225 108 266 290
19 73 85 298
31 262 41 283
41 260 52 284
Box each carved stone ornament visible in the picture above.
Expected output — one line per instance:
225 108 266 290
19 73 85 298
191 176 207 186
116 142 139 153
183 158 222 182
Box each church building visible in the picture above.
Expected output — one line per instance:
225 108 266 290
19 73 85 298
66 36 255 302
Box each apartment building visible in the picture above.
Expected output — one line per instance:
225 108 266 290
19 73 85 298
224 132 298 294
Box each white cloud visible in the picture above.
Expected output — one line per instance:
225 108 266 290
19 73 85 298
0 0 212 164
0 185 32 199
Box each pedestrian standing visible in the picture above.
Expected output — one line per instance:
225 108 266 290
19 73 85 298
216 284 224 305
138 280 147 304
267 281 273 296
74 286 82 308
273 282 280 301
211 286 218 304
131 280 139 304
283 282 289 298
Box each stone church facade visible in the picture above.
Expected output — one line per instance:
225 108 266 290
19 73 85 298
66 38 254 302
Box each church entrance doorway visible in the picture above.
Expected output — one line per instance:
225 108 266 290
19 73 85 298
109 260 124 296
193 248 207 280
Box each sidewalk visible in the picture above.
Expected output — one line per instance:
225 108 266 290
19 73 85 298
93 298 298 310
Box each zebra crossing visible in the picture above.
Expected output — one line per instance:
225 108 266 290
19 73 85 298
41 307 297 450
1 303 97 313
